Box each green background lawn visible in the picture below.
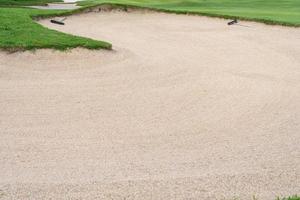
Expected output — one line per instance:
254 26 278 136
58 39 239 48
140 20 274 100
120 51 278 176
0 0 59 6
0 0 300 51
82 0 300 26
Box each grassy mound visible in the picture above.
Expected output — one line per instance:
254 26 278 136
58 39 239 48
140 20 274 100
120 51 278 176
0 7 112 51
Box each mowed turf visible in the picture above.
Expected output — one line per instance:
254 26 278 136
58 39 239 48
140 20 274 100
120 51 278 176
278 195 300 200
0 0 112 51
0 0 59 6
81 0 300 26
0 0 300 50
0 0 62 6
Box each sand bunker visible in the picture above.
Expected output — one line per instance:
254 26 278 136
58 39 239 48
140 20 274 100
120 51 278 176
0 9 300 200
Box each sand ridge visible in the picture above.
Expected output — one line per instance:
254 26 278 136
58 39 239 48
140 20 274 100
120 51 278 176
0 10 300 200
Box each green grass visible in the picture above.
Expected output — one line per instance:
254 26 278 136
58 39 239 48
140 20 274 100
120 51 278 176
0 0 58 6
80 0 300 26
0 0 300 51
277 195 300 200
0 7 112 51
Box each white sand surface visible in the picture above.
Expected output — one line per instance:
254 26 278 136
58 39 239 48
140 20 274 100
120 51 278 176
0 10 300 200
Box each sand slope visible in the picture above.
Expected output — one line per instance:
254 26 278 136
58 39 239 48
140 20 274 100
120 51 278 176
0 11 300 199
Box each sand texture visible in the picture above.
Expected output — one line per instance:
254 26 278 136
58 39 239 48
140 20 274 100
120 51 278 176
1 10 300 199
